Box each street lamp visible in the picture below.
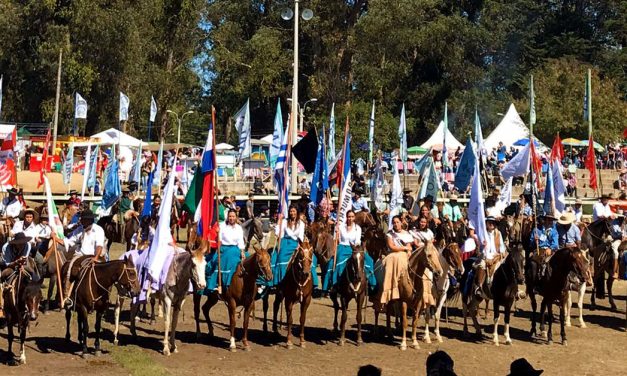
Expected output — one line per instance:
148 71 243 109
287 97 318 132
166 110 194 144
282 0 313 194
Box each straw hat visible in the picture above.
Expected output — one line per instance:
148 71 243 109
557 212 575 225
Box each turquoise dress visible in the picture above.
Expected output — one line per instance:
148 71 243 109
205 245 248 292
270 221 318 287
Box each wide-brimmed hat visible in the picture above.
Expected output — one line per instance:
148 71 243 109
40 214 49 221
69 189 78 195
557 212 575 225
485 216 498 223
507 358 543 376
80 209 96 220
403 188 413 193
9 232 32 245
541 213 557 221
575 198 583 205
601 193 611 200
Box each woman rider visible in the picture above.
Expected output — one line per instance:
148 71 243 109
207 209 246 292
410 216 434 247
419 205 438 233
271 204 318 287
375 214 419 306
323 210 377 292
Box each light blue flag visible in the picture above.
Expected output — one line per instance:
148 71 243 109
270 98 283 168
501 142 531 181
153 141 163 187
454 137 476 192
399 104 407 164
130 142 143 184
368 100 375 165
419 157 439 200
474 109 485 160
103 155 121 209
442 102 448 170
327 103 336 164
413 149 432 175
62 143 74 185
552 162 566 213
468 156 488 247
234 99 251 163
87 145 99 188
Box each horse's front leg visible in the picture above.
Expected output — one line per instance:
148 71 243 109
578 283 587 328
170 301 183 354
130 301 140 340
504 304 512 345
79 307 89 357
18 324 27 364
608 275 617 311
492 300 500 346
331 291 340 334
193 293 202 340
299 295 311 348
424 303 432 344
559 302 567 346
285 299 294 349
399 301 408 350
45 277 55 312
7 323 14 358
243 301 253 351
94 309 103 356
203 294 217 337
272 292 283 334
162 296 173 356
529 293 537 337
356 292 364 346
114 296 124 345
338 296 348 346
411 306 420 350
546 303 554 345
228 299 238 352
434 294 446 343
65 308 72 342
539 299 547 340
565 290 573 327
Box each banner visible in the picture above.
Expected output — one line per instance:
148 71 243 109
87 145 99 188
0 150 16 188
43 175 65 239
75 93 87 119
119 92 130 122
234 99 251 162
495 177 513 214
150 96 158 122
62 143 74 185
337 176 353 227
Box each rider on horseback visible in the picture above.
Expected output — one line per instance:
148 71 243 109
0 233 40 322
609 209 626 279
530 213 559 281
0 188 23 220
556 212 581 249
472 216 506 297
351 190 369 213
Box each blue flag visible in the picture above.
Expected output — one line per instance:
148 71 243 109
141 171 153 218
454 137 476 192
270 99 283 168
87 145 99 188
102 158 121 209
543 162 556 216
310 131 328 205
130 142 143 184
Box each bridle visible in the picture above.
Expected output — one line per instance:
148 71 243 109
344 249 365 296
290 244 313 303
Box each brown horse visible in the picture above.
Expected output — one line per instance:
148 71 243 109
2 266 42 365
41 241 73 312
363 227 387 264
194 245 273 351
63 256 140 357
330 244 368 346
373 243 443 350
354 211 376 232
265 239 315 349
580 219 616 311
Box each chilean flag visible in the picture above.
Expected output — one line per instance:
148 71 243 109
200 121 219 246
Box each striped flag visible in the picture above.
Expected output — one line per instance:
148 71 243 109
270 98 283 168
327 103 336 164
368 100 375 165
43 175 65 239
200 118 218 244
274 117 292 229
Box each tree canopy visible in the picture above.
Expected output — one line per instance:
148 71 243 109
0 0 625 153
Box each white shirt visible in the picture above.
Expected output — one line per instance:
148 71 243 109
64 223 106 256
34 223 52 240
276 220 305 242
219 222 245 250
0 198 23 219
387 230 414 248
592 202 613 221
340 223 361 246
11 220 38 241
410 228 434 243
574 207 583 223
484 229 505 260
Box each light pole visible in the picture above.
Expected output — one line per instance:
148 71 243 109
288 98 318 133
282 1 313 194
166 110 194 144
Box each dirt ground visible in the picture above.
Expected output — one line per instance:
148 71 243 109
1 241 626 376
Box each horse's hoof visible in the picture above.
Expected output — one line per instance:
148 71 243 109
399 343 407 351
565 322 572 327
338 340 345 347
163 348 170 356
286 342 293 350
547 340 553 345
94 350 102 357
244 345 251 352
78 351 86 358
424 337 432 344
356 339 363 347
580 323 587 329
114 339 119 346
300 341 307 349
562 340 568 346
173 347 179 354
610 304 618 312
437 336 443 343
411 341 420 350
505 339 512 346
229 347 237 353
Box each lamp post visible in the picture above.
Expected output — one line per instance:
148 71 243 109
166 110 194 144
287 97 318 133
282 1 314 194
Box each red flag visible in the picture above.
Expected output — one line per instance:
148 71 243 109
5 157 17 186
37 128 51 188
585 136 598 190
550 133 564 162
529 138 543 188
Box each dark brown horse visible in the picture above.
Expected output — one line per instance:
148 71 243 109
194 245 273 351
264 239 314 349
354 211 376 232
581 219 616 311
63 256 140 357
2 266 42 365
330 244 368 346
525 247 592 345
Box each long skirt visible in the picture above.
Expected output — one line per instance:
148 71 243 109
205 245 246 292
375 251 409 305
270 238 318 288
323 244 377 293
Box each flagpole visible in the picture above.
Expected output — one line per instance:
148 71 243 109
332 116 350 271
52 49 62 156
275 105 296 258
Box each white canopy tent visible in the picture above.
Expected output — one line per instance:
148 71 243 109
260 134 273 144
484 104 531 150
216 142 234 151
420 121 463 150
90 128 147 147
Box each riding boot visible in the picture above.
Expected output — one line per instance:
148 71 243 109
612 258 619 279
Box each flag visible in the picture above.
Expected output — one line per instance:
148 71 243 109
103 147 122 209
141 171 154 218
153 141 163 187
234 99 251 162
274 119 292 225
529 137 543 187
543 163 556 216
150 96 158 122
81 144 92 199
270 98 283 168
0 75 3 119
399 103 407 164
529 75 536 129
454 137 476 192
495 177 513 214
130 141 143 184
501 142 531 181
474 109 486 160
147 156 178 281
585 136 597 190
370 155 386 212
200 122 217 242
75 93 87 119
388 158 403 225
119 92 130 122
413 148 432 175
327 103 336 164
37 128 51 188
552 162 566 213
310 131 328 205
419 157 439 200
336 119 351 189
442 102 448 170
43 175 64 239
62 143 74 185
468 157 488 247
337 174 352 227
292 127 319 173
550 133 564 162
368 100 375 165
87 145 99 189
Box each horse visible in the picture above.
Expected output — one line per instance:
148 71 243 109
193 244 273 351
1 265 42 365
97 202 121 255
580 219 616 311
311 223 334 285
63 256 140 357
354 211 376 232
330 244 368 346
373 243 443 350
263 239 315 349
241 217 264 250
40 241 73 312
363 227 387 264
426 242 464 344
565 270 589 328
525 247 592 345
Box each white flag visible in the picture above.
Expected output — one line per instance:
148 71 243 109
75 93 88 119
495 177 513 214
150 96 158 122
43 175 65 239
368 100 375 164
399 104 407 163
234 99 251 162
468 158 488 247
81 144 92 200
119 92 130 122
327 103 336 164
337 175 353 227
388 158 403 227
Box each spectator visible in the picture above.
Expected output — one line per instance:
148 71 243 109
298 178 310 195
253 177 267 194
507 358 543 375
245 193 255 219
426 350 456 376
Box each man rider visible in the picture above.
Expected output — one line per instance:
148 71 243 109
592 194 614 222
402 188 414 211
609 209 627 279
10 208 38 244
0 233 39 320
352 190 369 213
530 213 559 280
0 188 23 220
556 212 581 249
473 216 506 296
442 194 463 222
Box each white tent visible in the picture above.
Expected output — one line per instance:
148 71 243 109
216 142 234 151
90 128 146 147
484 104 531 150
260 134 273 144
420 121 463 150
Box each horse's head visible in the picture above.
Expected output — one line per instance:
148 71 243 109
252 244 273 282
190 247 208 291
424 242 443 279
252 218 264 240
23 280 43 322
442 243 464 279
120 256 141 296
571 248 593 285
314 230 334 261
508 248 526 285
348 244 367 288
295 238 314 283
436 220 455 246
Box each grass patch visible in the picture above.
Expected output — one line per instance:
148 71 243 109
110 345 169 376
